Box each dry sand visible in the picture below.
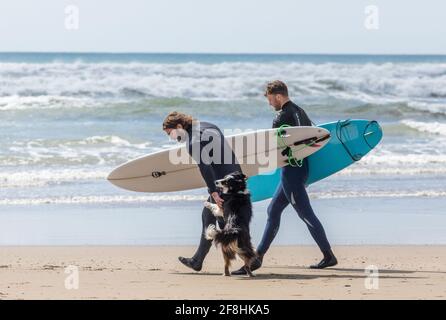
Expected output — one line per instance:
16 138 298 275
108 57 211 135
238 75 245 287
1 246 445 299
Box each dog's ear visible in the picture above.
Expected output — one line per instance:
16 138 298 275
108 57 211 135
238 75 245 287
232 171 247 181
238 172 248 181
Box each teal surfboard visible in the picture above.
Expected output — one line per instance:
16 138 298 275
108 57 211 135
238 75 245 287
248 119 383 202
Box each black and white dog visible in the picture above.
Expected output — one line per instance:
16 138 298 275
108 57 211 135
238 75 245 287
204 171 256 277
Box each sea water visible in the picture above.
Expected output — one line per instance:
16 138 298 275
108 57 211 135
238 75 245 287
1 53 445 244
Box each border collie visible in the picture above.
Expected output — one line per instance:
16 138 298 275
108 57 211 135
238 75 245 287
204 171 256 277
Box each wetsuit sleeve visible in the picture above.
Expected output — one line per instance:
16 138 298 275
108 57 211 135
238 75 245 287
289 107 314 127
190 140 218 194
197 159 218 194
298 109 313 126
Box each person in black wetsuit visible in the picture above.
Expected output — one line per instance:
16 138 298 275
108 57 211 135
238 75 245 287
232 80 338 275
162 111 242 271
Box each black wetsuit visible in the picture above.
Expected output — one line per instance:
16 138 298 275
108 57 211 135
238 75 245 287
185 121 242 263
257 101 332 255
272 100 312 129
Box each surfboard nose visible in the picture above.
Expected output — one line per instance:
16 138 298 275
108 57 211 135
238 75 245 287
107 167 122 180
106 169 117 181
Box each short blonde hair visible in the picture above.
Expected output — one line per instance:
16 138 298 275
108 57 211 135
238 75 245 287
264 80 288 97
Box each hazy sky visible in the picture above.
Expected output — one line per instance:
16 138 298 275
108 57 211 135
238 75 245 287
0 0 445 54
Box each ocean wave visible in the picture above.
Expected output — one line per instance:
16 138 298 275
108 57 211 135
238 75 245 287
2 150 446 189
1 97 445 128
0 189 444 206
0 195 208 206
358 151 446 166
328 145 446 175
0 169 110 188
339 166 446 176
0 95 97 111
1 61 446 104
401 120 446 136
309 190 446 199
2 135 446 178
379 120 446 138
0 136 156 167
342 102 446 118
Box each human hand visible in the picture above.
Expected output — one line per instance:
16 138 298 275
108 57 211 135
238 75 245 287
211 192 224 208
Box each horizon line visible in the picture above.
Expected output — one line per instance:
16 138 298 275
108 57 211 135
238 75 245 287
1 51 446 56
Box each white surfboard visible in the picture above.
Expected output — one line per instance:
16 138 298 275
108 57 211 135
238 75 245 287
107 126 330 192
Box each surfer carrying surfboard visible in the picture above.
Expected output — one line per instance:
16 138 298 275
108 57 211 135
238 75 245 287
232 80 338 275
162 111 243 271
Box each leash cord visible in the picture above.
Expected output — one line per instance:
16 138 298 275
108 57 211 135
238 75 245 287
276 124 324 167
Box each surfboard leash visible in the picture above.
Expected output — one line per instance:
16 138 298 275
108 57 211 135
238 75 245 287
363 120 379 150
276 124 331 167
276 124 317 167
336 120 363 162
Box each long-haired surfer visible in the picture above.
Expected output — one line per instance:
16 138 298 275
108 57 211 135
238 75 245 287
162 111 243 271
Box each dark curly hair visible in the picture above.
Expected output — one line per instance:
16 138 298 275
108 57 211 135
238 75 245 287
162 111 195 131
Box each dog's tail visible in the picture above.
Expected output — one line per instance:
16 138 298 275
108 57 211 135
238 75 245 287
205 216 240 246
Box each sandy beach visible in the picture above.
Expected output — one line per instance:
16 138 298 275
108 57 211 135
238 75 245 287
2 52 446 301
1 1 446 305
1 246 445 300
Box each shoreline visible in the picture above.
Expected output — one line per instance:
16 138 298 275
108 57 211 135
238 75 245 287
2 196 446 246
1 246 445 299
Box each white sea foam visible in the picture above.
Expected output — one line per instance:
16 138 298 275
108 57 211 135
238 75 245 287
0 190 444 206
336 148 446 175
2 149 446 189
0 61 446 107
0 95 95 110
0 169 110 188
0 136 153 167
339 166 446 176
309 190 446 199
401 120 446 136
0 195 208 206
407 101 446 116
2 139 446 188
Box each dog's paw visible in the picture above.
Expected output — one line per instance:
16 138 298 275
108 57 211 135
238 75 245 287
204 202 224 217
205 224 217 240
